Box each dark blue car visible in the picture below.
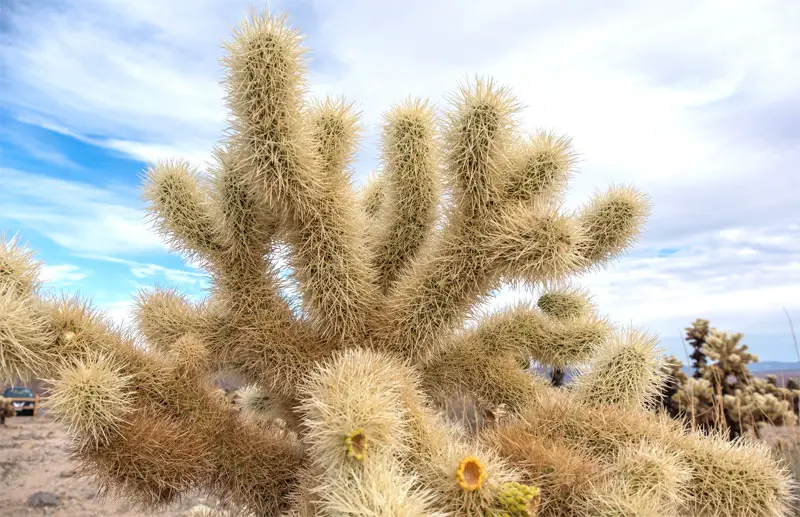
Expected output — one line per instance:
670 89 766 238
3 386 36 416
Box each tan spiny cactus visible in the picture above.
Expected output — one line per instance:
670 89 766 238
0 9 796 517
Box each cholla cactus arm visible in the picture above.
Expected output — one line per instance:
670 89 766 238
296 348 436 515
422 340 544 412
0 233 43 297
486 413 609 516
223 12 377 345
673 377 719 429
133 287 206 354
573 185 651 269
369 99 440 293
444 78 518 219
609 440 691 513
536 284 593 321
476 299 610 368
0 237 56 380
0 285 55 381
504 131 576 205
142 161 223 262
574 328 666 411
360 173 385 220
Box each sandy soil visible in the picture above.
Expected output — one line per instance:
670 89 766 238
0 415 221 517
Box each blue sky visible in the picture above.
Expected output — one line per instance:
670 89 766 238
1 0 799 362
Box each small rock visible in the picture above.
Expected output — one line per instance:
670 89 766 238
27 491 60 508
59 469 75 478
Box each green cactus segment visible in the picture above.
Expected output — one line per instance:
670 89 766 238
492 481 541 516
345 428 369 462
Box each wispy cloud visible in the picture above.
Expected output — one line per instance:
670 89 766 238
39 264 90 287
0 126 81 169
76 254 209 286
0 167 165 255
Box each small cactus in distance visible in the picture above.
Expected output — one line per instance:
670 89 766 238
673 320 800 441
0 7 796 516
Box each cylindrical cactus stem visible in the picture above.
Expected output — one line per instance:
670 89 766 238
443 77 519 220
210 414 304 515
360 173 386 221
487 201 589 283
133 287 206 354
224 14 376 345
373 222 496 363
485 422 606 517
536 284 593 321
78 406 216 511
142 160 223 261
209 142 278 262
370 98 440 294
575 185 650 267
298 348 412 469
422 340 542 413
45 353 134 450
472 303 610 368
574 327 666 411
672 431 797 517
503 130 576 205
0 234 43 297
0 285 55 382
610 440 691 512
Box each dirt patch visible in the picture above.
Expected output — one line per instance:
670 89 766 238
0 415 223 517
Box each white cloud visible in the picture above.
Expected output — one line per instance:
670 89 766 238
0 125 81 169
76 254 209 286
3 0 800 360
0 168 166 255
98 299 136 330
39 264 90 287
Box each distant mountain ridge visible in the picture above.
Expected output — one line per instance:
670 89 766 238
528 361 800 385
679 361 800 376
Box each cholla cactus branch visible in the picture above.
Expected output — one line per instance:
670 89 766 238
370 99 440 293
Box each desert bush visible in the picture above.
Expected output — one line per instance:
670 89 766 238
0 8 797 516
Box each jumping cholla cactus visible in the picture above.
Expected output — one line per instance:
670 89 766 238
0 9 797 517
674 324 799 439
687 318 710 379
658 354 688 418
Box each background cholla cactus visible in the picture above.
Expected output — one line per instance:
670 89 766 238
1 8 797 517
687 318 710 379
658 354 688 418
788 378 800 417
672 321 800 440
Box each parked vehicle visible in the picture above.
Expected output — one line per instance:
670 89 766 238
2 386 38 416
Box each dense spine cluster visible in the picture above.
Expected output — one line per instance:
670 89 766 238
1 9 796 517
